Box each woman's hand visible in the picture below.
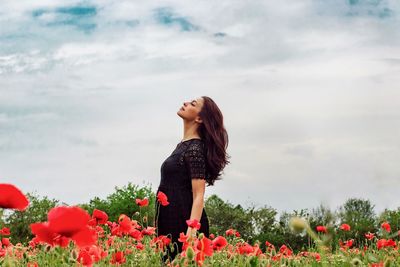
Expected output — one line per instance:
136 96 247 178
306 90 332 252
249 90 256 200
186 227 197 239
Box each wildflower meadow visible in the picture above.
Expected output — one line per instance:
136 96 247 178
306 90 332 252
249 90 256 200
1 183 399 266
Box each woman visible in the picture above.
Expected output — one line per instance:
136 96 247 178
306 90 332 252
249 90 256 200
155 96 230 263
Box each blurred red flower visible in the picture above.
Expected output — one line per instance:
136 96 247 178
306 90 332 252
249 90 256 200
381 222 391 232
279 244 293 256
186 219 201 230
156 191 169 206
265 240 275 251
92 209 108 225
316 226 327 233
365 232 375 240
1 238 11 247
212 236 228 251
238 242 253 255
135 198 149 207
377 238 396 249
340 223 351 231
0 184 29 211
151 235 171 251
30 206 96 247
141 226 156 236
110 251 126 265
195 236 213 264
0 227 10 236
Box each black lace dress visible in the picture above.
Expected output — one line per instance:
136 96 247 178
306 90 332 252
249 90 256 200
155 138 210 262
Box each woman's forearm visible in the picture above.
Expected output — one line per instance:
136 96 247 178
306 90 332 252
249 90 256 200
189 196 204 221
186 196 204 236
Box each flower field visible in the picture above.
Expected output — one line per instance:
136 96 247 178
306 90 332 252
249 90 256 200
1 183 400 266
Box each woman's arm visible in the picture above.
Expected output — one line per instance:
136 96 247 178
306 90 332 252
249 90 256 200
186 178 206 237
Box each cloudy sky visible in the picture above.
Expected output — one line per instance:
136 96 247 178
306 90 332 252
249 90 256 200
1 0 399 215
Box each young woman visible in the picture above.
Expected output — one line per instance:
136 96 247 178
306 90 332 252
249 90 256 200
155 96 230 263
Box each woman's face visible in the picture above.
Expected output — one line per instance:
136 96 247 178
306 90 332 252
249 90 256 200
177 97 204 123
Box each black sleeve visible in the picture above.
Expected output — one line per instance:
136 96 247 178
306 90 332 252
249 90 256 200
184 142 206 180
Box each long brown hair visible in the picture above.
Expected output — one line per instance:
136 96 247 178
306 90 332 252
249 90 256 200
197 96 230 186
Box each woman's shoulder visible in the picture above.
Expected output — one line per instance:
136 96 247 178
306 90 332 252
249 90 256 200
188 139 204 148
184 139 206 157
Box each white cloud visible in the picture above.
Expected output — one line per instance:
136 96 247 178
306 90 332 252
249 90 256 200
0 0 399 215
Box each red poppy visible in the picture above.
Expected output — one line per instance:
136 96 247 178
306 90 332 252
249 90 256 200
135 198 149 207
279 244 293 256
141 226 156 236
118 214 133 234
30 206 96 247
178 232 190 251
110 251 126 265
152 235 171 251
156 191 169 206
340 239 354 249
365 232 375 240
136 242 144 250
77 249 93 266
129 229 143 241
212 236 228 251
381 222 391 232
186 219 201 230
195 236 213 264
377 238 396 250
92 209 108 225
0 227 10 236
316 225 327 233
178 231 187 241
238 242 253 255
77 245 108 266
340 223 351 231
0 184 29 211
1 238 11 247
225 229 235 236
265 240 275 251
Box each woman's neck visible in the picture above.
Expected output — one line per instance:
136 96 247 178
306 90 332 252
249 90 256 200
182 122 200 141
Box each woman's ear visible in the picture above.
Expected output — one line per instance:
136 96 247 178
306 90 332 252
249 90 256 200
195 117 203 124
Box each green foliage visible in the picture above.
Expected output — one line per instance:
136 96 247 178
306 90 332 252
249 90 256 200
378 208 400 230
337 198 377 245
3 192 59 244
205 194 254 238
80 182 156 225
274 209 311 251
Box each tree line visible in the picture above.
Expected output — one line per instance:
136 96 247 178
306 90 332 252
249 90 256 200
1 182 398 252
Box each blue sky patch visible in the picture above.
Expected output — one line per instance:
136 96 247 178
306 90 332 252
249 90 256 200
32 5 97 33
346 0 393 18
154 7 199 32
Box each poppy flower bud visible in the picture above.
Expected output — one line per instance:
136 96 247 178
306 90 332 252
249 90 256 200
70 249 78 260
143 216 147 223
44 245 52 252
350 258 362 266
198 233 204 240
186 246 195 260
289 217 307 234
